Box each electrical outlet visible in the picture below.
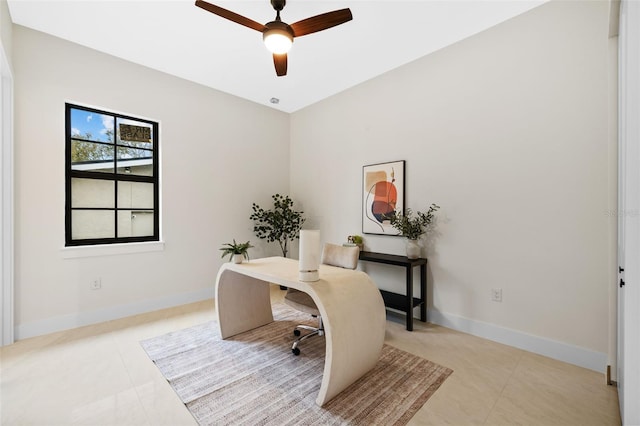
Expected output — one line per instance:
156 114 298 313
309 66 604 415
491 288 502 302
90 278 102 290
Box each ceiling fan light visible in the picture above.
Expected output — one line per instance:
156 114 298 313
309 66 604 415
263 29 293 54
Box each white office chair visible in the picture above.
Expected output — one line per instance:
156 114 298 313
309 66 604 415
284 243 360 355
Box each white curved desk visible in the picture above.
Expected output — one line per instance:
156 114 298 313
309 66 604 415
214 256 386 406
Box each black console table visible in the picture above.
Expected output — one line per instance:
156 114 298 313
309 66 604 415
358 251 427 331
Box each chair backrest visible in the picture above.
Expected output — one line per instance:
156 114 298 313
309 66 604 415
321 243 359 270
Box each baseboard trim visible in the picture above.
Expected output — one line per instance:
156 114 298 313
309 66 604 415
15 291 607 373
428 309 607 373
15 288 214 340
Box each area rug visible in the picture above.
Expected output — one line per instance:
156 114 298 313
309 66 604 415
140 303 453 425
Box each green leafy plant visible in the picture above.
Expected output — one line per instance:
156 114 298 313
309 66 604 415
219 239 254 261
250 194 305 257
348 235 363 245
388 204 440 240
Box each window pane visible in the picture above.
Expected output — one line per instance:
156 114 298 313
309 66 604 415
71 178 114 208
71 210 114 239
117 146 153 161
116 164 153 176
71 140 114 173
117 181 154 209
118 210 154 237
116 146 153 176
117 118 153 149
70 108 114 143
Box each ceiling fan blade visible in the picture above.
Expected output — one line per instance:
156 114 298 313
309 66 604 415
290 9 352 37
273 53 287 77
195 0 266 32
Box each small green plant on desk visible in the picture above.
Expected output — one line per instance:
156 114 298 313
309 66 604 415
347 235 364 250
220 239 254 264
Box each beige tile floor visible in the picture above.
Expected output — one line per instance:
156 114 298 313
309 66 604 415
1 286 621 425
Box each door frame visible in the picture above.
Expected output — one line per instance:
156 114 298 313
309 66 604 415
618 0 640 423
1 42 13 347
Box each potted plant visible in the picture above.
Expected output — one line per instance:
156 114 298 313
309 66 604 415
347 235 364 251
250 194 305 289
220 239 254 264
388 203 440 259
249 194 305 258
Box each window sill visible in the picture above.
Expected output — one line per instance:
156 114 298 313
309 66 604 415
60 241 165 259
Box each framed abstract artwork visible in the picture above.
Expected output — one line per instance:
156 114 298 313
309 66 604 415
362 160 405 235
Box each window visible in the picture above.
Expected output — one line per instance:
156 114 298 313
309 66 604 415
65 104 159 246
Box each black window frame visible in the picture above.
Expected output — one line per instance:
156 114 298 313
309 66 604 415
65 103 160 246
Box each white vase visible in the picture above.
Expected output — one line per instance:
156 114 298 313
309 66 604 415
232 254 245 264
406 239 421 259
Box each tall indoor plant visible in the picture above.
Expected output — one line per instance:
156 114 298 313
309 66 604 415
249 194 305 258
389 203 440 259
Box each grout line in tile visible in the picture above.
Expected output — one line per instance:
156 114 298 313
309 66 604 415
114 329 154 426
481 349 525 425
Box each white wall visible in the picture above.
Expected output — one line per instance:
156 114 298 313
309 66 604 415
13 26 290 337
0 0 11 61
291 0 614 371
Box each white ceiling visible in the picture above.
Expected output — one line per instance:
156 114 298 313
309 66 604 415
7 0 546 113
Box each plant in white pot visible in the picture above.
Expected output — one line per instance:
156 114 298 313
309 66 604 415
219 239 254 264
388 203 440 259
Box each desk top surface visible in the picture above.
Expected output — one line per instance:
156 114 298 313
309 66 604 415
220 256 371 291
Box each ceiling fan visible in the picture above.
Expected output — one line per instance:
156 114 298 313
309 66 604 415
195 0 353 77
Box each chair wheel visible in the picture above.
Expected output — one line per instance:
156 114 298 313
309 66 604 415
293 329 301 336
292 347 300 356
